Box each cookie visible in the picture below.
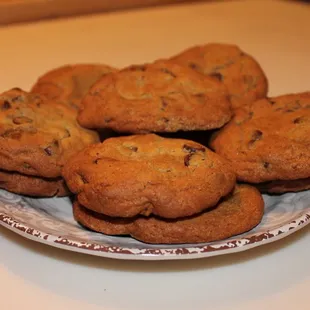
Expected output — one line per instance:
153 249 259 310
73 185 264 244
257 178 310 194
77 60 232 133
31 64 116 110
63 134 236 218
171 43 268 109
0 88 99 178
0 170 69 197
210 92 310 186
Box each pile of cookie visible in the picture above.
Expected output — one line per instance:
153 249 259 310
1 43 308 244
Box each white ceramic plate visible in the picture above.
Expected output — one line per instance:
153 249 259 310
0 189 309 260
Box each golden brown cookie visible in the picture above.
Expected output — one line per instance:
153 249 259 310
77 60 232 133
171 43 268 109
0 88 99 178
31 64 116 110
210 92 310 187
0 170 69 197
63 134 236 218
73 185 264 244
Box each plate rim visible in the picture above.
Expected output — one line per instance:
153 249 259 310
0 202 310 260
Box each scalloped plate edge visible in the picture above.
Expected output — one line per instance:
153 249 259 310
0 210 309 260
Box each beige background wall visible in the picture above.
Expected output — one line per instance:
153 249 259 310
0 0 208 25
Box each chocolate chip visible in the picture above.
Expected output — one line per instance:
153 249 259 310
64 129 71 138
79 174 88 184
44 146 53 156
130 146 138 152
12 116 33 124
189 63 199 70
252 130 263 141
104 117 113 123
183 144 206 167
263 162 270 168
161 68 176 78
183 144 206 153
194 93 206 104
184 153 193 167
209 72 223 81
293 117 303 124
2 101 11 110
160 97 168 110
195 93 205 98
91 90 101 97
248 130 263 147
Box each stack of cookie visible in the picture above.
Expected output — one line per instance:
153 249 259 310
0 42 282 244
63 134 264 244
210 92 310 193
25 43 267 243
0 88 99 197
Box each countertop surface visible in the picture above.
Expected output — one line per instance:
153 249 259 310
1 0 310 309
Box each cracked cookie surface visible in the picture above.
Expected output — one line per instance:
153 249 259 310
77 60 232 133
0 88 99 178
73 185 264 244
31 64 116 110
210 92 310 186
171 43 268 109
63 134 236 218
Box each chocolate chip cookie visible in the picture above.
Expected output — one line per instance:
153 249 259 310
77 60 232 133
63 134 236 218
31 64 116 110
73 185 264 244
0 170 69 197
0 88 99 197
0 88 99 184
171 43 268 109
210 92 310 192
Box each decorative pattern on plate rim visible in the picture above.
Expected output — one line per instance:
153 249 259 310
0 190 309 260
